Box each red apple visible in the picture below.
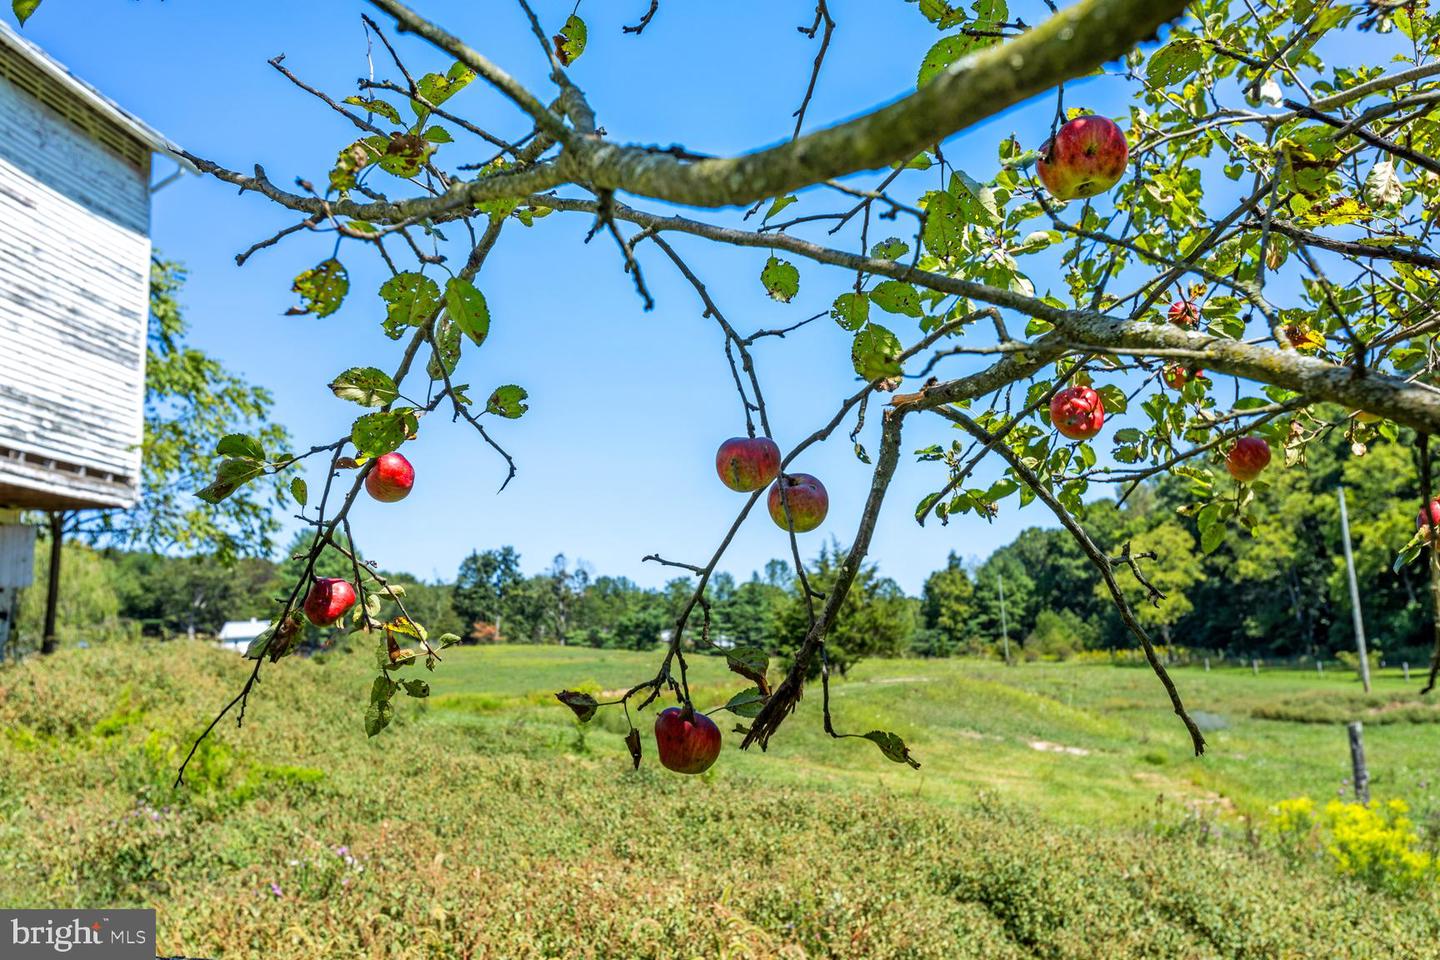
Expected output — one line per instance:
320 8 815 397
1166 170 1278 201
767 473 828 532
654 706 721 774
365 452 415 502
1168 300 1200 328
1163 364 1202 390
1418 500 1440 534
715 436 781 492
1225 436 1272 482
1036 115 1129 201
303 577 357 627
1049 385 1105 441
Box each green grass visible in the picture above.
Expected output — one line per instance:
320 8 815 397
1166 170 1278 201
3 641 1439 958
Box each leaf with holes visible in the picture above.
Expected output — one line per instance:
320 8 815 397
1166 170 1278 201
830 292 870 331
761 256 800 302
379 272 441 339
553 14 587 65
870 280 922 317
289 259 349 317
352 409 418 458
486 385 529 418
329 367 399 407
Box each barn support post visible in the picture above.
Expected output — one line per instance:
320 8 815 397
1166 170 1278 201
40 511 63 655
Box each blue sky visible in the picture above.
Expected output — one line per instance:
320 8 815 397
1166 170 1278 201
11 2 1178 593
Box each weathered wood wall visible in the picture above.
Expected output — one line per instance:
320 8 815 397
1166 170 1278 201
0 55 151 510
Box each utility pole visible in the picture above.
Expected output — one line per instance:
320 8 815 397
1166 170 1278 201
998 573 1011 666
1337 487 1372 693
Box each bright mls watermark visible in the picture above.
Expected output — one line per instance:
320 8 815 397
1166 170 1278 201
2 911 154 959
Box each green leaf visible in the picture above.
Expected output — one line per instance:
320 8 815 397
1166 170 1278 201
364 699 394 737
290 259 349 317
1096 383 1127 415
445 277 490 347
374 132 434 178
870 237 910 260
921 189 966 261
351 408 418 458
415 61 475 111
1145 39 1203 87
852 324 904 382
1200 522 1225 555
764 195 798 221
725 645 770 693
401 679 430 698
723 686 766 718
553 14 587 65
379 272 441 339
918 34 984 87
215 433 266 461
486 385 529 418
421 125 454 144
329 141 375 193
12 0 42 24
761 256 800 302
329 367 399 407
343 96 402 124
196 458 265 504
830 292 870 331
870 280 922 317
555 689 599 722
290 477 308 507
437 633 463 648
371 674 397 704
861 730 921 769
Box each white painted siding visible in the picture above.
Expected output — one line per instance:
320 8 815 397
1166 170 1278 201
0 69 150 509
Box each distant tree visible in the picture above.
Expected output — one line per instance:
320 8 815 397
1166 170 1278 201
715 573 787 651
921 551 976 654
453 547 524 638
377 573 464 641
111 551 274 638
775 541 914 676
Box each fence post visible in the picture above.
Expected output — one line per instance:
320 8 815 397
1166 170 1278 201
1204 657 1210 672
1317 659 1324 675
1404 662 1411 682
1252 658 1259 675
1347 721 1370 804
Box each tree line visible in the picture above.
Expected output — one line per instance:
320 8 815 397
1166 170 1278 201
17 412 1434 667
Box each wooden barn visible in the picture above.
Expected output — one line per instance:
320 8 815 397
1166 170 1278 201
0 21 189 653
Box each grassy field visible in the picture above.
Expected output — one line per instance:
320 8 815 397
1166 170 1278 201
3 641 1440 958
